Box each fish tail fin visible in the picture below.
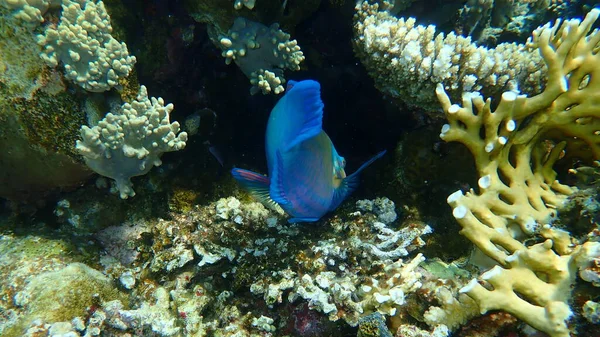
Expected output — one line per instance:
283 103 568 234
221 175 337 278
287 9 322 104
231 168 280 211
329 150 387 212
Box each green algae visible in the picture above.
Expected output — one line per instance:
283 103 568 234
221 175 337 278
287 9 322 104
117 68 141 103
13 87 86 158
0 8 47 98
169 187 202 213
0 81 91 200
0 221 128 337
3 263 125 337
0 6 91 200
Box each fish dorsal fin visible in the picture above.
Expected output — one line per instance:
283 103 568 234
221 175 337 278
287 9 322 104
231 168 281 211
286 80 298 90
269 150 292 207
281 80 324 151
329 150 387 212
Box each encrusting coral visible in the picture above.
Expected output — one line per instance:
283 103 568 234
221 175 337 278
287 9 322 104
436 7 600 337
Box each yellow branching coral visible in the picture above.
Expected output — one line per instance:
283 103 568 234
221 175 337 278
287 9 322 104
436 8 600 337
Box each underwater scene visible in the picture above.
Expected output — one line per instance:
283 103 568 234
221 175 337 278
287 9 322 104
2 0 600 336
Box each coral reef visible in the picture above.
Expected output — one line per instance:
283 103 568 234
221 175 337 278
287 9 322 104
183 0 318 95
437 7 600 337
0 195 434 336
582 300 600 324
184 0 321 34
3 1 600 337
357 312 393 337
374 0 587 46
395 324 449 337
421 281 479 331
353 1 547 111
0 232 126 336
0 4 91 201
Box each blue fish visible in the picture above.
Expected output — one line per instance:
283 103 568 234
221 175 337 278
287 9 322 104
232 80 385 223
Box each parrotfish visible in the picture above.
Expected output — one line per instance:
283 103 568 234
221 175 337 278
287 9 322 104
232 80 385 223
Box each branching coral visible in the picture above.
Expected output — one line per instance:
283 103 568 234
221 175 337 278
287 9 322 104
436 8 600 337
353 1 547 110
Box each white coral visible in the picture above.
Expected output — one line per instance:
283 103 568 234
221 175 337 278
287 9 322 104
37 0 136 91
353 1 546 110
219 17 304 95
0 0 60 22
76 86 187 198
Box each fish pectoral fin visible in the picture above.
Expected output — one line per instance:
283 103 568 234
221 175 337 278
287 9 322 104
288 217 320 224
349 150 387 178
329 183 353 212
269 150 292 207
283 80 324 151
231 168 280 211
328 150 387 212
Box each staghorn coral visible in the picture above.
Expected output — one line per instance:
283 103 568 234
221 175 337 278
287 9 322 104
436 8 600 337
